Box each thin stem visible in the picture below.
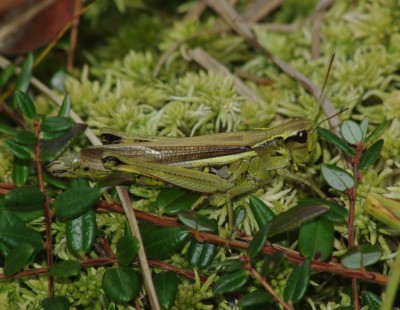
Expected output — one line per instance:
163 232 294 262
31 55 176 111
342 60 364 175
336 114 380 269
33 119 54 298
243 256 294 310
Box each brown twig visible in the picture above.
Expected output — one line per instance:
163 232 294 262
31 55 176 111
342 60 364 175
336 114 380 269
96 201 389 286
33 119 54 298
311 0 334 59
243 255 294 310
67 0 81 71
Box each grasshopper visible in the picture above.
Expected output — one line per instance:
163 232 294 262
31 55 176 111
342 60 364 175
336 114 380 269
47 119 317 232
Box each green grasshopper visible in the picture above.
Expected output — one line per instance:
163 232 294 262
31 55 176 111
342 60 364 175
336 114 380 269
47 119 317 232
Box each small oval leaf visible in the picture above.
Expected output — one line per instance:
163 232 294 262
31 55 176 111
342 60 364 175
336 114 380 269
299 219 334 261
213 268 249 295
153 272 179 310
249 196 275 227
59 94 71 117
0 64 15 88
317 127 355 155
48 260 81 278
41 296 71 310
248 225 269 259
239 290 272 308
178 211 217 232
5 139 33 160
187 240 218 268
12 158 30 186
156 189 200 215
283 259 311 302
5 186 46 212
341 120 363 145
268 205 329 237
12 90 36 118
102 267 140 303
298 198 347 223
15 54 33 92
143 227 190 259
53 188 102 219
360 118 368 139
341 244 381 269
361 290 382 310
117 235 139 266
321 164 354 191
41 117 73 133
3 243 36 276
358 139 383 170
66 210 96 254
13 131 37 145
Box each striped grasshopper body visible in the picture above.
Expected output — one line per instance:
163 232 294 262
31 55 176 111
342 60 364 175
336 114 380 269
47 119 316 230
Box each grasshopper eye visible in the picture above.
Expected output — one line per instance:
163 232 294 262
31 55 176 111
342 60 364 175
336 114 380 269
296 130 308 143
285 130 308 144
101 133 121 144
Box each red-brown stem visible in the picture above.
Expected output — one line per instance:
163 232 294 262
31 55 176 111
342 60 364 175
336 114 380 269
96 201 388 286
243 256 294 310
33 119 54 298
347 142 364 310
67 0 81 71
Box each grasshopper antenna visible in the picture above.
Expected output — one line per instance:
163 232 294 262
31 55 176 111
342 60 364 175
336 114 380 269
318 54 335 105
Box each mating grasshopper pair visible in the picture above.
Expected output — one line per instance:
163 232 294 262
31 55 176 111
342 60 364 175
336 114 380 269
47 119 317 231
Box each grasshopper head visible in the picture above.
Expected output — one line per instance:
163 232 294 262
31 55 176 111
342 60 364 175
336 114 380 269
282 119 317 165
46 153 82 177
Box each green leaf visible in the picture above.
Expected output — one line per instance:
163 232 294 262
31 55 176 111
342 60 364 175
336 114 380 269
238 290 272 309
5 139 33 160
53 188 102 219
143 227 190 259
12 90 36 118
12 158 30 186
341 244 381 269
0 211 43 254
361 291 382 310
41 117 73 133
187 240 218 268
321 164 354 191
360 118 369 139
15 54 33 92
153 272 179 310
297 198 347 223
117 235 139 266
359 139 383 170
177 211 218 232
5 186 46 212
234 205 246 227
283 259 311 303
102 267 140 303
48 260 81 278
317 127 355 155
0 64 15 88
365 122 387 143
299 219 334 261
268 204 329 237
41 296 70 310
156 189 200 215
0 122 16 135
59 94 71 117
213 268 249 295
261 252 285 276
3 243 36 276
40 123 87 161
249 196 275 227
247 225 269 259
341 120 363 145
13 131 37 145
66 210 96 254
